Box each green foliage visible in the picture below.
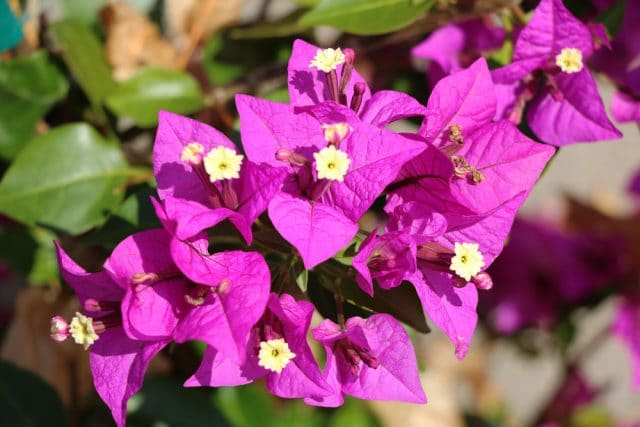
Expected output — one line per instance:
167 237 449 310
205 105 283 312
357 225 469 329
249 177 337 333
127 376 229 427
0 124 134 234
299 0 436 35
328 398 382 427
0 361 67 427
596 0 627 36
106 68 204 127
0 51 69 158
50 20 116 115
85 185 161 247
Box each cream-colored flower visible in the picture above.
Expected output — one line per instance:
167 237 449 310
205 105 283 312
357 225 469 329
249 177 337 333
314 145 350 182
70 312 99 350
258 338 296 374
309 48 346 72
555 48 583 73
203 146 244 182
450 242 485 282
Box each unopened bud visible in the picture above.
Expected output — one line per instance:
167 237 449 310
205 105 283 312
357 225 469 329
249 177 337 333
471 271 493 290
50 316 70 342
350 82 366 114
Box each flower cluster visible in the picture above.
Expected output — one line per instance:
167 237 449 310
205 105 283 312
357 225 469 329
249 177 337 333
49 0 624 422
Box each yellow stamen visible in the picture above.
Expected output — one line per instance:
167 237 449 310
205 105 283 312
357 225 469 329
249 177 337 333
69 312 99 350
181 142 205 164
309 48 346 72
314 145 350 182
450 242 485 282
258 338 296 374
203 146 244 182
555 48 583 74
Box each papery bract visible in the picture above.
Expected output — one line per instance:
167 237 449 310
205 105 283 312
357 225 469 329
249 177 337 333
288 39 426 127
113 228 270 363
412 18 505 86
491 0 621 145
306 314 426 407
237 95 425 268
481 219 624 333
153 110 287 244
55 243 168 427
186 293 331 400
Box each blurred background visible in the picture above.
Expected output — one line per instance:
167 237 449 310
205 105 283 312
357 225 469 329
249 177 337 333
0 0 639 426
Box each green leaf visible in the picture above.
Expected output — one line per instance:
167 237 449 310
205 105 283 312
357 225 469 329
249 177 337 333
596 0 626 36
0 361 67 427
59 0 107 26
84 185 161 247
0 226 37 276
299 0 436 35
214 385 274 427
50 20 116 113
105 68 204 127
296 268 309 292
127 376 229 427
0 51 69 158
231 10 309 39
0 123 134 234
329 398 382 427
27 227 59 285
488 40 513 67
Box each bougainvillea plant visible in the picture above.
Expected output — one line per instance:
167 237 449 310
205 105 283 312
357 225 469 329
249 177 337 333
23 0 632 425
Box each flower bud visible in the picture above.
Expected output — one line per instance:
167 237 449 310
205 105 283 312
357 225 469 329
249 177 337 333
471 271 493 290
50 316 70 342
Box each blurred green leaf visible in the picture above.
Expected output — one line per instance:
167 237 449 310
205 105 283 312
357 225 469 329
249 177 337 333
488 40 513 67
328 398 382 427
214 385 274 427
106 68 204 127
296 268 309 292
0 51 69 158
263 88 290 103
0 360 66 426
0 226 37 276
274 400 326 427
299 0 436 35
0 0 23 52
27 227 59 285
84 185 161 247
570 405 614 427
127 376 229 427
231 10 309 39
202 35 247 85
292 0 321 6
59 0 107 26
0 123 133 234
596 0 626 36
51 20 116 114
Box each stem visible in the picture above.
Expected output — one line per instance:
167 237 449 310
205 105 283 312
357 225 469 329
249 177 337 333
510 4 528 25
334 278 345 329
